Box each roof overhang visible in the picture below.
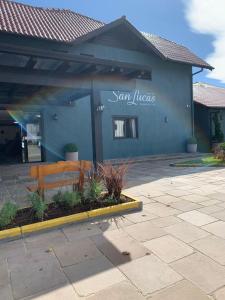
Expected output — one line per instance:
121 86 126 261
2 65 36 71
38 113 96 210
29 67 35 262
70 16 213 71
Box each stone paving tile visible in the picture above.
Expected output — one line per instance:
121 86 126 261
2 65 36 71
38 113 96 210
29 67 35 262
208 192 225 201
191 235 225 265
0 239 26 260
0 286 13 300
133 195 156 204
143 190 165 198
214 286 225 300
8 251 68 300
123 221 166 242
24 229 68 252
144 203 181 217
200 199 221 207
96 216 134 232
119 254 182 295
171 252 225 294
53 239 103 267
152 195 181 205
143 235 193 263
197 205 222 215
148 280 212 300
63 255 125 297
177 210 217 226
181 194 211 203
211 210 225 222
87 281 145 300
91 230 150 265
170 200 202 212
203 221 225 239
150 216 182 228
22 284 80 300
124 209 157 223
62 222 102 241
164 221 210 243
0 259 9 287
166 189 192 197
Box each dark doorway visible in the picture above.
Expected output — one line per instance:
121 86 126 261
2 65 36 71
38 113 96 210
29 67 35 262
0 110 22 164
0 110 43 164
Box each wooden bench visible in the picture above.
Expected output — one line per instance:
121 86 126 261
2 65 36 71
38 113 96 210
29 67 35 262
27 160 92 198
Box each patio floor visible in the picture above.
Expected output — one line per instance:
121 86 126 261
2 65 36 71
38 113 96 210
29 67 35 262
1 156 225 299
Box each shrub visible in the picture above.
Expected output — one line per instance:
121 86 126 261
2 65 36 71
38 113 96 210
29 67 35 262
220 142 225 151
53 191 81 209
215 142 225 161
83 170 103 203
103 196 118 205
64 143 78 153
98 163 128 201
52 191 63 207
28 193 47 221
212 113 224 142
62 191 81 209
187 136 197 144
0 202 18 228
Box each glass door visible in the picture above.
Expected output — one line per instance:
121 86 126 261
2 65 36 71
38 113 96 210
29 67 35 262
21 112 42 163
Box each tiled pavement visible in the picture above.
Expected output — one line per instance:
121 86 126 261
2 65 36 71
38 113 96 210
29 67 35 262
2 158 225 298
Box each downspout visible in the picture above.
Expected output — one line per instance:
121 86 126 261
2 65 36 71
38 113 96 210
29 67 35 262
191 68 203 136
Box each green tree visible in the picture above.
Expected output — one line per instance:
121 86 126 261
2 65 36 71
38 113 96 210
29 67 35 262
213 113 224 142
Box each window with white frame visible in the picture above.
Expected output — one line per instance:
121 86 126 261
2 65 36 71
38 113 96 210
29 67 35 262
113 117 138 139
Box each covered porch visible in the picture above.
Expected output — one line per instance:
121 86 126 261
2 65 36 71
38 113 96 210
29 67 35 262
0 40 151 166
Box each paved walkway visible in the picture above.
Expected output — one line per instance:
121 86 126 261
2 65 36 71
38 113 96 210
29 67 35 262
1 159 225 299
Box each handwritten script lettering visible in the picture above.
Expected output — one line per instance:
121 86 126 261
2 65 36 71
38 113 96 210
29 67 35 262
108 90 156 106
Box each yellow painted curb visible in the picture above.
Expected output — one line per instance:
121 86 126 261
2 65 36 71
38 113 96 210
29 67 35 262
21 211 89 234
0 227 21 240
0 196 142 239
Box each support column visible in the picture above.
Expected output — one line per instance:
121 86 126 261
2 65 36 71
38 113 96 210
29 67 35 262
90 87 103 166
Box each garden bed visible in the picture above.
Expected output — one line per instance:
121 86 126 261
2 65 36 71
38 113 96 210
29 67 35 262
0 162 142 239
1 195 134 230
0 193 141 239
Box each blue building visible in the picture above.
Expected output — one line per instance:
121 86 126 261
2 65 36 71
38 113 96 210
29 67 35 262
0 0 212 164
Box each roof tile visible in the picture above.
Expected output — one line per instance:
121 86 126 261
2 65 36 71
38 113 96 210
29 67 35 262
194 83 225 108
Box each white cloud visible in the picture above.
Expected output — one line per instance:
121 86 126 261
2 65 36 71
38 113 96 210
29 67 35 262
185 0 225 83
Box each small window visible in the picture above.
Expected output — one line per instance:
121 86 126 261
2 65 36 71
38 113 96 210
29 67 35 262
113 117 138 139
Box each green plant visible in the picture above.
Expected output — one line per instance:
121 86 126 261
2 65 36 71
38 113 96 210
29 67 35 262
103 196 118 205
52 191 63 207
28 193 47 221
213 113 224 142
83 178 103 202
62 191 81 209
98 163 128 201
0 202 18 228
187 136 197 144
220 142 225 151
64 143 78 153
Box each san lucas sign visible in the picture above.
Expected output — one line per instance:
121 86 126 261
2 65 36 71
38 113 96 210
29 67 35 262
107 90 156 106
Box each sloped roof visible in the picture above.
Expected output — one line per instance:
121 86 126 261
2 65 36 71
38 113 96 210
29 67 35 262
0 0 104 42
0 0 212 70
194 83 225 108
142 33 212 69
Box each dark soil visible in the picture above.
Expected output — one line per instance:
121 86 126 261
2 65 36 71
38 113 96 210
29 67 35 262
1 195 133 231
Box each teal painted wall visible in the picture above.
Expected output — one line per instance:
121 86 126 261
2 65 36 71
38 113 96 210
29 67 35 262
42 96 93 161
0 31 193 161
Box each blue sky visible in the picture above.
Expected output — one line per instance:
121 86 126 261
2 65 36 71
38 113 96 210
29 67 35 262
18 0 223 87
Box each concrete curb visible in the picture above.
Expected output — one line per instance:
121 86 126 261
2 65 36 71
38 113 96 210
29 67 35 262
0 194 141 240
